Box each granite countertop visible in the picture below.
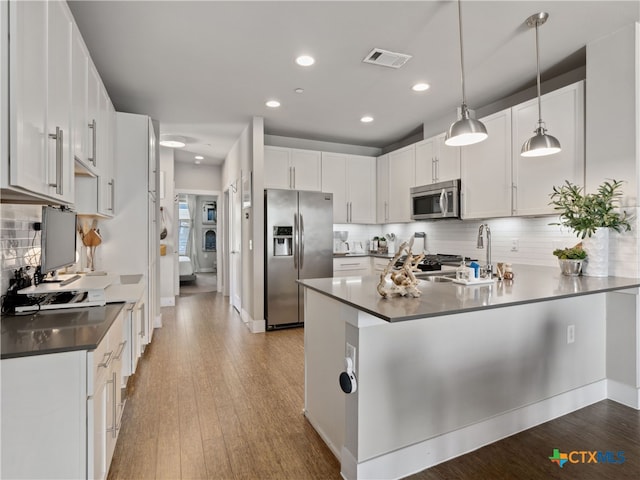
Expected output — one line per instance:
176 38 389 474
299 264 640 322
1 303 125 359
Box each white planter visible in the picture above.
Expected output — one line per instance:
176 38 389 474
582 228 609 277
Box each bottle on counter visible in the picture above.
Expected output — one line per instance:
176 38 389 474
503 263 514 280
456 260 470 281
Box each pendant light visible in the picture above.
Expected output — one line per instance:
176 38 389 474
445 0 488 147
521 12 561 157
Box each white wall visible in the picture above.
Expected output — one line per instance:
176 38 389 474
175 161 222 191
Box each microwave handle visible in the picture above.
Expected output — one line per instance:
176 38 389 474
440 189 447 217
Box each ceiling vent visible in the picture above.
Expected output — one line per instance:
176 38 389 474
362 48 412 69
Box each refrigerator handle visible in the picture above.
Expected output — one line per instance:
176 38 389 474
300 213 305 269
293 213 299 269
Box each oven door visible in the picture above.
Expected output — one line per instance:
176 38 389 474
410 180 460 220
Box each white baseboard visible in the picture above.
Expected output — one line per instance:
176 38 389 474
304 410 341 460
240 308 266 333
154 313 162 328
160 296 175 307
341 381 607 480
607 379 640 409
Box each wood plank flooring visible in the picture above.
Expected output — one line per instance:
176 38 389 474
108 291 640 479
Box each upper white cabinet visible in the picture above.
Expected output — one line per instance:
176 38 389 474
461 109 513 219
512 81 584 216
415 133 460 185
385 145 415 223
3 0 74 204
322 152 376 223
264 146 322 191
71 24 91 172
376 154 389 223
461 81 584 219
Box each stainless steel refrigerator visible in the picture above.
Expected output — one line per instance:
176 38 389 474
265 189 333 329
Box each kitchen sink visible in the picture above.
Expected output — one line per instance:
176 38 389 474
415 272 456 282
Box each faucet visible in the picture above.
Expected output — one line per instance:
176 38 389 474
476 224 492 276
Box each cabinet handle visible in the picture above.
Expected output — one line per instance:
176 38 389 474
292 166 296 189
109 178 115 211
385 201 389 222
98 350 113 369
88 119 97 166
106 371 118 438
512 184 517 215
289 166 293 189
432 158 436 183
114 340 127 361
48 127 63 195
435 157 439 182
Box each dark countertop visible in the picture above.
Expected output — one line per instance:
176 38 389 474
1 303 125 359
299 264 640 322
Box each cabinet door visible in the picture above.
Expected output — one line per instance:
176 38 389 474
436 133 461 182
376 155 389 223
512 81 585 216
46 0 73 203
387 145 415 223
98 94 115 216
321 152 347 223
347 155 376 224
290 148 321 191
71 24 89 168
461 109 512 219
264 146 291 189
8 1 48 195
415 138 436 185
88 371 108 480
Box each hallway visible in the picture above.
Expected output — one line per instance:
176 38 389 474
108 292 640 479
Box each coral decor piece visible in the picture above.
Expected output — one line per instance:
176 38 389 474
377 236 425 298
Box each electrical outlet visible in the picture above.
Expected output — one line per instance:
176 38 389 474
346 343 356 371
567 325 575 344
511 238 519 252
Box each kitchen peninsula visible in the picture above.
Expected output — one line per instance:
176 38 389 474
300 265 640 480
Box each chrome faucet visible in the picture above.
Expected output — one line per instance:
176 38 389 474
476 224 492 276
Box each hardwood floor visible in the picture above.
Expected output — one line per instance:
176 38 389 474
108 292 640 479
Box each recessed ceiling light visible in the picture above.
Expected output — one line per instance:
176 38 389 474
294 88 304 94
266 100 281 108
195 155 204 160
296 55 315 67
159 134 186 148
360 116 374 123
412 82 430 92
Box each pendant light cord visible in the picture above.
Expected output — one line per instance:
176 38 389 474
535 20 543 126
457 0 467 108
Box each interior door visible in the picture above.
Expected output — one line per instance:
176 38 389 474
229 180 242 313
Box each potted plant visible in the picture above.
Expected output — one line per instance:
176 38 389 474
552 245 587 276
549 179 631 277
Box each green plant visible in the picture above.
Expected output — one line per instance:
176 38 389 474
553 246 587 260
549 179 632 238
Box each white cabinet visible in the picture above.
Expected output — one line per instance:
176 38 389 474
333 256 371 277
371 256 391 275
415 134 460 185
461 81 584 219
71 24 92 173
512 81 584 216
386 145 415 223
461 109 513 219
376 154 389 223
322 152 376 223
3 0 74 204
264 146 322 191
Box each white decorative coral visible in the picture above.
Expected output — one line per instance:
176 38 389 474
376 236 425 298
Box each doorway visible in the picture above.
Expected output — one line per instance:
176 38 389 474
174 189 220 296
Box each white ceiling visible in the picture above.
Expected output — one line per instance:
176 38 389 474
67 1 639 167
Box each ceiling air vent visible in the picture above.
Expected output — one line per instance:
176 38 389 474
362 48 412 69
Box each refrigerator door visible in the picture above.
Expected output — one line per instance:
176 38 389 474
265 189 299 327
297 191 333 322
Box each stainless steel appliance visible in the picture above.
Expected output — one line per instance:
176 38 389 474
410 179 461 220
265 189 333 329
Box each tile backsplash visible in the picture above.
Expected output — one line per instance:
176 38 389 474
1 204 42 294
335 211 639 278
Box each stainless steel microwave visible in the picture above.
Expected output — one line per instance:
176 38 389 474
410 179 461 220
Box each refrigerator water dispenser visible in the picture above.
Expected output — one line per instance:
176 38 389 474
273 226 293 256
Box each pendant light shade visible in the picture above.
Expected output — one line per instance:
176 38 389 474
445 0 488 147
521 12 561 157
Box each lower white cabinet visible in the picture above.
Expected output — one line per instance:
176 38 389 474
333 257 372 277
1 308 126 480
